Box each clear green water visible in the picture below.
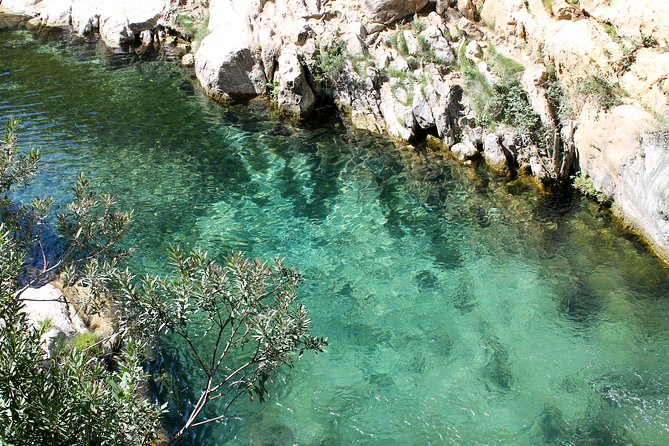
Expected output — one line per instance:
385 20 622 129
2 28 669 445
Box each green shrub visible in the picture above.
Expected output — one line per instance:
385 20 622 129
412 17 426 34
545 67 573 121
266 79 280 101
485 79 544 145
313 39 348 86
579 75 625 110
487 44 525 78
71 330 100 352
604 24 622 43
572 173 608 204
641 33 658 48
391 28 410 57
192 13 210 52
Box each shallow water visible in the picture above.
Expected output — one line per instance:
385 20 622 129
2 28 669 445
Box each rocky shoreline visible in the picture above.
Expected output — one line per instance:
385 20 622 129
1 0 668 262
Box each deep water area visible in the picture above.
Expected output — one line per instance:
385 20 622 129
2 28 669 445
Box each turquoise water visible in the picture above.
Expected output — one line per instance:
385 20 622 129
2 28 669 445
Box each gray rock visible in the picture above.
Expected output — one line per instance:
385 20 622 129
21 284 87 357
435 0 449 16
181 53 195 67
99 0 167 47
451 140 479 161
465 40 483 60
276 46 316 118
380 82 415 141
482 132 510 173
521 64 556 128
412 84 435 129
195 30 267 102
71 0 100 35
363 0 429 25
457 0 477 21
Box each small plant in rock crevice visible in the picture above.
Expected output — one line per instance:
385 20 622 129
485 79 545 146
312 39 348 87
545 65 574 121
579 75 625 110
572 173 609 204
411 17 426 34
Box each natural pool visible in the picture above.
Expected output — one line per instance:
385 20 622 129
2 28 669 445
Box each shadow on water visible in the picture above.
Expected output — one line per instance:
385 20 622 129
558 275 604 331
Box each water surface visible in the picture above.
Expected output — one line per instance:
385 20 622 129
2 28 669 445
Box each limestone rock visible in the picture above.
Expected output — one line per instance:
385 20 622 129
195 30 267 102
521 64 556 128
482 131 509 173
575 104 669 257
362 0 429 25
181 53 195 67
457 0 477 21
451 139 479 161
30 0 72 28
276 46 316 118
0 0 40 15
435 0 449 16
579 0 669 46
465 40 483 60
99 0 167 47
380 82 415 141
21 284 86 356
620 49 669 117
550 0 581 21
71 0 100 35
458 16 484 40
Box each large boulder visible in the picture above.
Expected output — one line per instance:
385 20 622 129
195 31 267 102
195 0 268 102
362 0 429 25
29 0 72 28
379 82 415 141
275 45 316 118
71 0 100 35
0 0 40 14
482 131 510 174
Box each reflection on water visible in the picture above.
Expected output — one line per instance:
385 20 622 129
2 27 669 445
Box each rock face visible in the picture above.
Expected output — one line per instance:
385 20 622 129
98 0 168 48
575 104 669 258
276 46 316 117
482 132 510 173
362 0 429 24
